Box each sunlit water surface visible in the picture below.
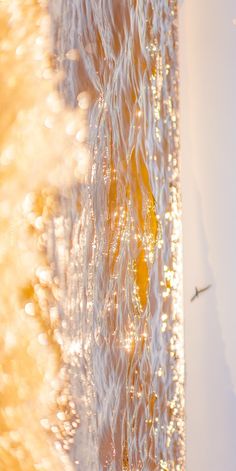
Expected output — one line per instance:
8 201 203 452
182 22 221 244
49 1 184 470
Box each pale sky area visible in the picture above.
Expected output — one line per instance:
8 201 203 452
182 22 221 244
179 0 236 469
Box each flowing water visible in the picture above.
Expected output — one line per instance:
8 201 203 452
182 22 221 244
49 1 184 469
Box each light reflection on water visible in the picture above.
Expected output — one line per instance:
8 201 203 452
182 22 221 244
50 1 184 469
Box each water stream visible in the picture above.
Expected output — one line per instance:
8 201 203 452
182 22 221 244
49 1 184 469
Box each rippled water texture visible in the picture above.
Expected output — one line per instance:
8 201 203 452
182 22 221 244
49 1 184 469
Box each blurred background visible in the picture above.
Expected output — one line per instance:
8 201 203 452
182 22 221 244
179 1 236 469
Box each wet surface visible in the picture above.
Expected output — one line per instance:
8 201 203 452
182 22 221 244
50 1 184 469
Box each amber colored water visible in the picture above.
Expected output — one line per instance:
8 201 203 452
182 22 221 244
49 1 184 469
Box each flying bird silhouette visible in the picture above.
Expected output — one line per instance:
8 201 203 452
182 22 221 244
190 285 211 302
